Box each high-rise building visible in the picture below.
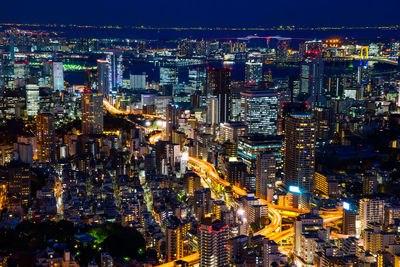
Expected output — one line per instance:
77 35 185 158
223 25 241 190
300 40 323 58
284 114 316 193
165 104 181 141
97 59 111 94
238 134 283 191
276 41 289 60
188 68 206 91
362 171 378 195
8 164 31 206
36 113 55 163
206 96 219 126
199 218 229 267
313 107 334 141
160 67 178 86
245 60 263 85
26 84 40 116
219 122 247 143
342 206 356 236
166 225 184 261
256 152 276 200
359 198 384 231
52 61 64 91
240 90 278 135
81 89 104 135
207 68 231 123
300 54 325 108
130 72 146 90
107 50 123 90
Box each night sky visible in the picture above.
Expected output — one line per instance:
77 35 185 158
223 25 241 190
2 0 400 27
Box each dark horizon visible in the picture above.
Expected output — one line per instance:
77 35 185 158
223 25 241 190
3 0 400 28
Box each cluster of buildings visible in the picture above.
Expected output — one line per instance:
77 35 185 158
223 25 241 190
0 27 400 266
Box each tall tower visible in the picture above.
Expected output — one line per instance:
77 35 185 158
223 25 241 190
10 33 15 63
199 218 229 267
165 104 181 141
240 90 278 135
207 68 232 123
52 61 64 91
300 54 325 108
245 60 263 85
106 50 123 91
97 59 111 94
284 114 316 193
36 113 55 163
166 225 183 262
26 84 40 117
81 89 104 135
256 152 276 200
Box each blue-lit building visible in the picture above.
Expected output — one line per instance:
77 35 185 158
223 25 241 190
240 89 278 135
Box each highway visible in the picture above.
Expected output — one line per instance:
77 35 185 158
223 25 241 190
105 104 343 266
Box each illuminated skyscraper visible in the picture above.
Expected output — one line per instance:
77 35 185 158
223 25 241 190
130 72 146 90
26 84 40 116
300 54 326 108
240 90 278 135
165 104 181 141
284 114 316 193
276 40 289 60
245 60 263 85
207 68 231 123
36 113 55 163
52 61 64 91
81 89 104 135
199 218 229 267
256 152 276 200
206 96 219 126
342 205 356 236
166 225 184 262
8 164 31 206
106 50 123 90
97 59 111 94
160 67 178 86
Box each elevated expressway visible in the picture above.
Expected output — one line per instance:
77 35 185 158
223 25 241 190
105 102 342 266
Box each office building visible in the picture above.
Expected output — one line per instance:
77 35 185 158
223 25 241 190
199 218 229 267
238 134 282 191
81 89 104 135
300 54 325 108
284 114 316 193
245 60 263 85
8 164 31 206
26 84 40 116
107 50 123 90
256 152 276 200
160 67 178 86
343 207 356 236
36 113 55 163
207 68 231 123
130 72 146 90
97 59 111 94
165 104 181 141
240 90 278 135
52 61 64 91
206 96 219 126
219 122 247 143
